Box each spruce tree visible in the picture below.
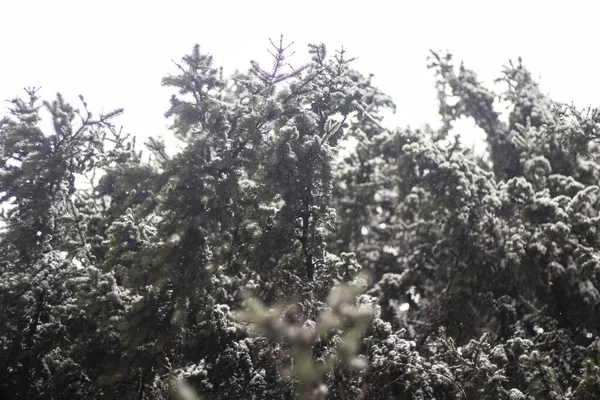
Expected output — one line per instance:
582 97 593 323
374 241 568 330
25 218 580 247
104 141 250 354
2 39 600 399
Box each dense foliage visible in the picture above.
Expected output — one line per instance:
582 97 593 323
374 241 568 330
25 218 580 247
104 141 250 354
2 38 600 399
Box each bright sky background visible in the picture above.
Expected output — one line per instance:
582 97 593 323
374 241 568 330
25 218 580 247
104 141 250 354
2 0 599 152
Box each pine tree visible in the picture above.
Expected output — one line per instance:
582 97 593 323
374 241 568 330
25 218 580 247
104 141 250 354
2 39 600 399
0 88 127 398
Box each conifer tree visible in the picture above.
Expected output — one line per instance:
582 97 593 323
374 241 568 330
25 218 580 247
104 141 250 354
2 39 600 400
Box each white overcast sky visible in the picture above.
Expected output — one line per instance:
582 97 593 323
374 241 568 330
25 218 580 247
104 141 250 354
1 0 599 151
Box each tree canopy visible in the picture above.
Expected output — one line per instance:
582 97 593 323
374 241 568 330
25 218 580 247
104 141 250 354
2 38 600 400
